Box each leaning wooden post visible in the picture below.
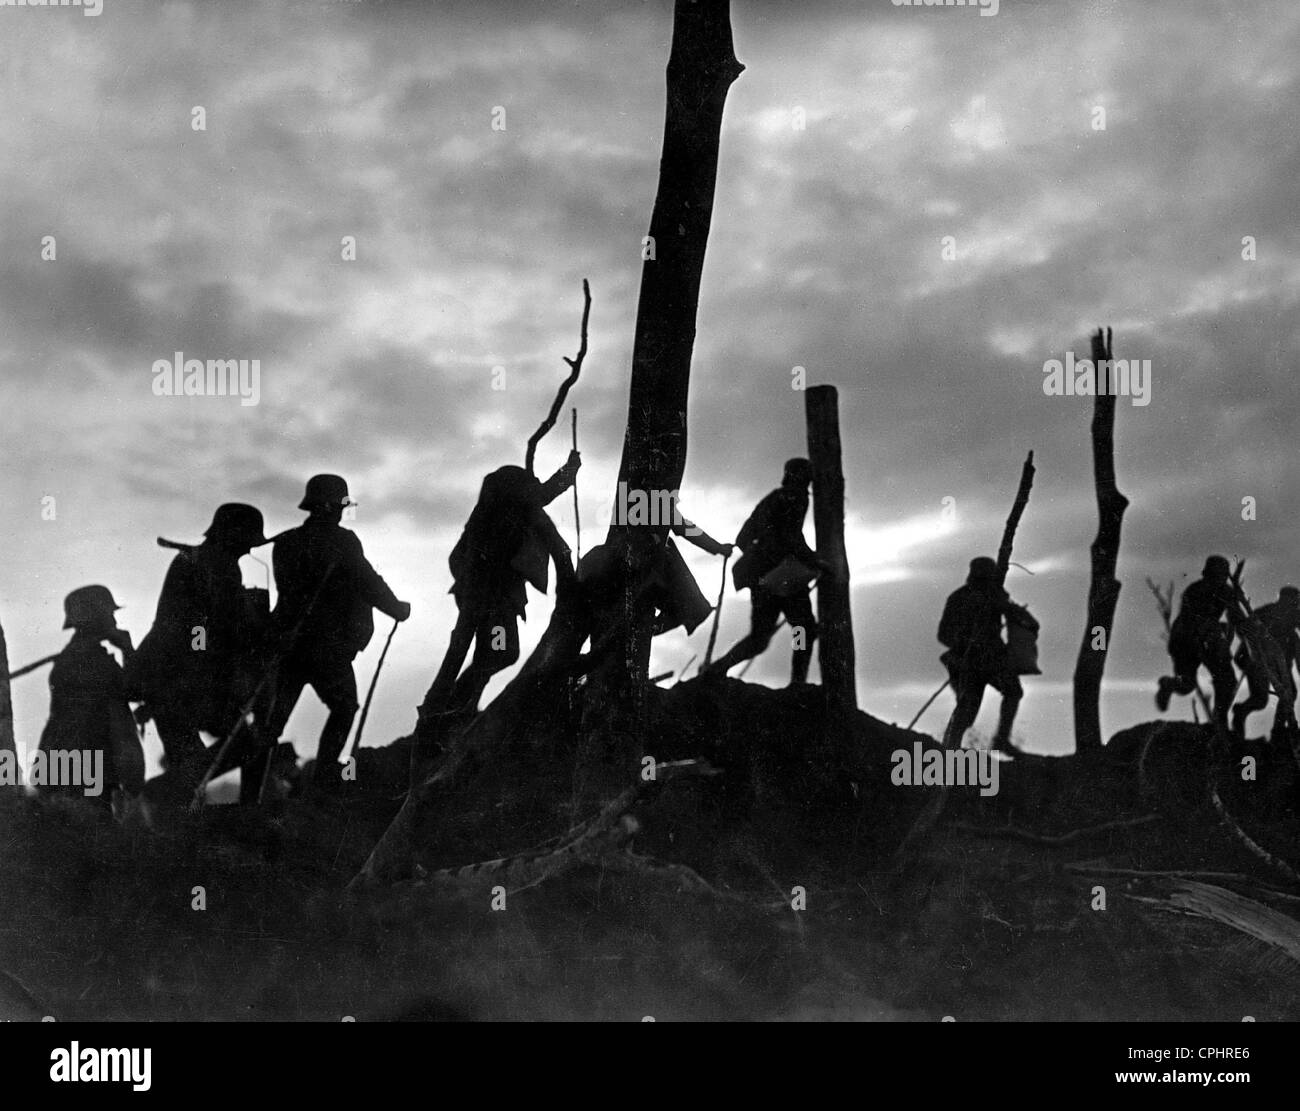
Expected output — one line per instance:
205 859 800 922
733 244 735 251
1073 327 1129 754
805 385 857 712
0 617 17 787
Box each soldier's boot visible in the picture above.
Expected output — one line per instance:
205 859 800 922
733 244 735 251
991 695 1021 755
309 705 357 797
943 680 981 750
1155 676 1176 712
1230 704 1250 740
790 644 813 686
239 747 274 805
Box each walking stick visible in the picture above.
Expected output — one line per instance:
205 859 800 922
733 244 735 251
701 551 731 670
906 679 950 731
345 616 400 764
571 407 582 561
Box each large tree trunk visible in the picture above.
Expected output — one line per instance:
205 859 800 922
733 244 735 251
1073 328 1128 754
805 385 856 713
575 0 742 811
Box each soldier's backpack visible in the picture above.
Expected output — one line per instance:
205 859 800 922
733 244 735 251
1005 605 1041 675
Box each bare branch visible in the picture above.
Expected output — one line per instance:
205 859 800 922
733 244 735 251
525 278 591 476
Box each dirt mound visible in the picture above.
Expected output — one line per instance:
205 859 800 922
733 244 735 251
3 686 1299 1021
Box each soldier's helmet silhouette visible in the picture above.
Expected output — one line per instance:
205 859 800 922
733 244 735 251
299 474 356 511
783 458 812 486
204 503 268 548
1202 555 1231 581
967 556 998 583
1279 585 1299 604
62 584 122 630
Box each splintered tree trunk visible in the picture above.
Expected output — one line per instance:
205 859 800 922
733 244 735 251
805 385 856 712
0 618 16 779
1073 328 1128 754
577 0 743 809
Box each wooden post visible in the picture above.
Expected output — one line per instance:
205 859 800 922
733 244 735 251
805 385 857 712
1073 327 1128 754
0 618 16 786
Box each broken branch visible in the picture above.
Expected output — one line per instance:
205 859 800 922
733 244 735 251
525 279 591 476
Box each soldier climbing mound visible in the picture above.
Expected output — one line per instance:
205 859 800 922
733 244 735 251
127 504 271 806
265 474 411 797
1231 584 1300 741
704 458 829 685
1155 555 1242 728
417 458 579 732
937 556 1039 755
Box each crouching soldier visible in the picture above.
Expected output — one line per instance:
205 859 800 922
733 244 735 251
418 457 579 732
938 557 1038 754
266 474 410 797
1231 585 1300 741
578 511 733 644
1156 555 1242 727
704 458 829 685
128 504 272 805
37 586 144 812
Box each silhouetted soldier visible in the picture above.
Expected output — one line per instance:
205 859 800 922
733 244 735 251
1231 585 1300 740
266 474 410 795
38 586 143 811
1156 555 1242 726
128 505 270 801
419 457 579 725
938 556 1037 754
704 458 828 684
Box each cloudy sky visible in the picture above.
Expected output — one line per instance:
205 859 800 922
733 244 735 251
2 0 1298 773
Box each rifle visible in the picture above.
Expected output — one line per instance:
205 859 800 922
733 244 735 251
5 654 59 680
